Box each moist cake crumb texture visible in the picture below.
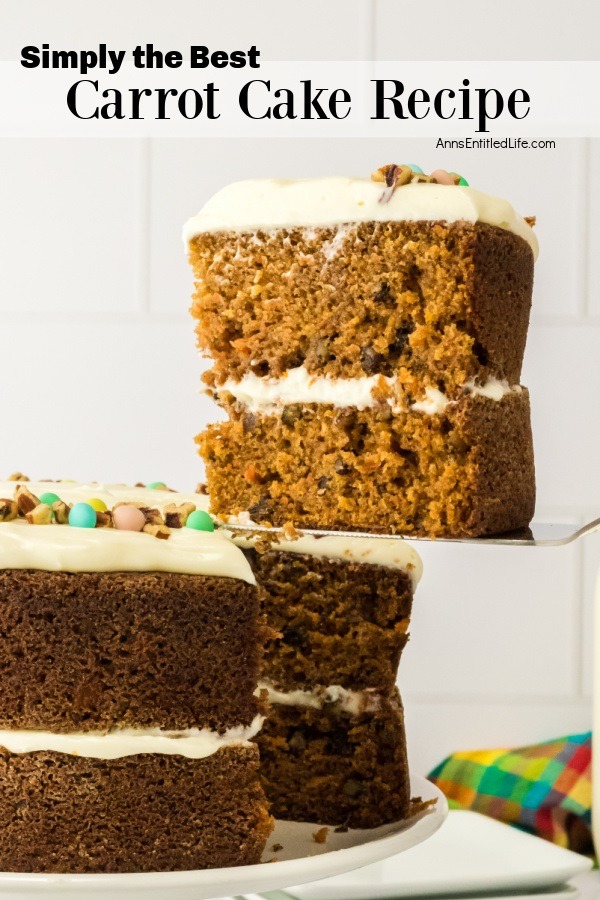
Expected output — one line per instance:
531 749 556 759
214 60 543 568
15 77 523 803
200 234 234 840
245 543 419 827
188 171 536 537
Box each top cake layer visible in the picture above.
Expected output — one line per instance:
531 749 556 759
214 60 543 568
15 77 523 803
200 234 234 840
183 177 538 258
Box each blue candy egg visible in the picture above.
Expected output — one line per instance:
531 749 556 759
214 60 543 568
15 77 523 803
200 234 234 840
68 502 97 529
407 164 423 174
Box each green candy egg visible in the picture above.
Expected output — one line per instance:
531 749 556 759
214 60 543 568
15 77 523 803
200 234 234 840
407 164 423 174
147 481 167 490
39 492 60 507
458 176 469 186
186 510 215 532
68 502 97 529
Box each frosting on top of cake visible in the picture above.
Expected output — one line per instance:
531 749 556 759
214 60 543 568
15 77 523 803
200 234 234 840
183 177 538 258
0 480 255 584
228 525 423 587
0 479 422 584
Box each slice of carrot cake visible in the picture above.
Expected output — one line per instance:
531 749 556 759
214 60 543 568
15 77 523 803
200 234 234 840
185 165 537 537
234 527 422 827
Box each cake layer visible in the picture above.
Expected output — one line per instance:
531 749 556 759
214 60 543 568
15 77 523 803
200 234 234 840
200 391 535 537
0 570 263 731
244 548 413 693
190 220 534 396
256 689 410 828
0 744 272 872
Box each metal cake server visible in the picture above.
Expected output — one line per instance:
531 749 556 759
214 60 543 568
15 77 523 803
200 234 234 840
223 517 600 547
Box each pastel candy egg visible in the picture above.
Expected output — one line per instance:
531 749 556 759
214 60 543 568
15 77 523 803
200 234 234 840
407 164 423 174
88 498 108 512
68 502 97 529
458 176 469 186
185 510 215 532
147 481 167 490
431 169 455 185
39 492 60 507
113 505 146 532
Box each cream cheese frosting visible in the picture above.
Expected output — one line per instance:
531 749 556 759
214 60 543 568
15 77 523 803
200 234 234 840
0 717 264 760
217 367 521 417
0 481 255 584
257 682 381 715
183 177 538 259
229 526 423 588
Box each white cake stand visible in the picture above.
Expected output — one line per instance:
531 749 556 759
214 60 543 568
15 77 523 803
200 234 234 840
0 775 446 900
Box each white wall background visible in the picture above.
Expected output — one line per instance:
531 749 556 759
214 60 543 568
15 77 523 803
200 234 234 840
1 0 599 774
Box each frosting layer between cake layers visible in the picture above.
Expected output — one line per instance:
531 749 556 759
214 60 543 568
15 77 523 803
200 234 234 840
218 366 521 415
257 681 381 715
0 718 264 760
183 178 538 258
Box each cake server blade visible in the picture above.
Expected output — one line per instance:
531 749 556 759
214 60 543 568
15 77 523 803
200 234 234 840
222 517 600 547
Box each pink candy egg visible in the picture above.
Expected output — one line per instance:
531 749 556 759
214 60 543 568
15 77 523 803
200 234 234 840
113 505 146 532
430 169 455 185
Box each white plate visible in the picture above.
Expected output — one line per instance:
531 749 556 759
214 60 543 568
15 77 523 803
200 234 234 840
0 775 445 899
282 809 593 899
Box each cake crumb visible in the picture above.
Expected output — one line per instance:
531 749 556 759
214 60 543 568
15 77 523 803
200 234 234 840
271 842 283 852
312 826 329 844
334 824 349 833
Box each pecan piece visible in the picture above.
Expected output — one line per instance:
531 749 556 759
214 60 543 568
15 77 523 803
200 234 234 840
142 523 170 540
25 503 52 525
15 486 41 516
0 499 17 521
95 510 113 528
7 472 29 482
52 500 71 524
140 506 165 526
164 502 195 529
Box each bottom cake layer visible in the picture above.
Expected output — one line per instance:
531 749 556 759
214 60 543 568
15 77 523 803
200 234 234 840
0 744 272 873
256 690 410 828
200 391 535 536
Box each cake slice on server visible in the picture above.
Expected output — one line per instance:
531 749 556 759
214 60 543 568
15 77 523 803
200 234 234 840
185 165 537 537
0 479 272 873
235 528 422 828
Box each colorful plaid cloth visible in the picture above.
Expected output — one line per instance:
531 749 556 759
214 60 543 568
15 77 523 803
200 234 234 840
428 731 593 853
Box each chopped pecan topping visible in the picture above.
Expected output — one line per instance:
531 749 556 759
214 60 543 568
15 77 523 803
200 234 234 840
95 510 113 528
25 503 52 525
7 472 29 482
141 507 165 526
142 523 170 540
164 502 196 529
52 500 71 524
15 486 41 516
0 499 17 521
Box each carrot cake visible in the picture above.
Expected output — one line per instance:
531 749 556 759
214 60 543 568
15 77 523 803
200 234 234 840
0 478 272 873
185 165 537 537
236 528 422 827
